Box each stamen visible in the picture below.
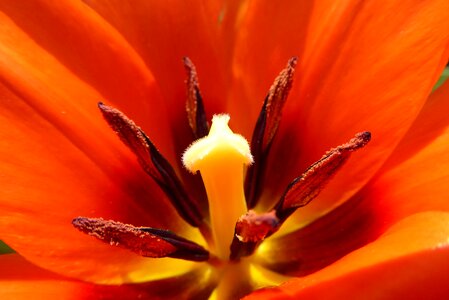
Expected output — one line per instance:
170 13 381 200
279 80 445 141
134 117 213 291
183 115 252 259
235 210 279 243
274 131 371 221
183 57 209 139
231 132 371 259
230 210 280 260
245 57 297 208
263 57 298 148
98 103 204 228
72 217 209 262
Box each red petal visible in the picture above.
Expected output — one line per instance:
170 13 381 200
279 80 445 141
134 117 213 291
0 254 214 300
256 80 449 276
248 212 449 299
230 0 449 226
0 1 173 152
0 2 210 282
0 254 91 300
83 1 241 154
0 77 197 282
363 78 449 227
383 76 449 169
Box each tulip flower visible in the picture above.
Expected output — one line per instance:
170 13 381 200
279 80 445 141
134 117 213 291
1 0 449 299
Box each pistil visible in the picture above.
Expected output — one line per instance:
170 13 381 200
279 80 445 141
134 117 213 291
183 115 253 259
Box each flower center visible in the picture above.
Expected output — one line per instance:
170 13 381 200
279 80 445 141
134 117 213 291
71 57 371 299
183 114 253 259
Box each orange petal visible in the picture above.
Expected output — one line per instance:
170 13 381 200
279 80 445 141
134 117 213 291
227 0 321 135
0 2 209 282
383 75 449 169
248 212 449 299
230 0 449 225
82 1 247 198
0 71 197 281
0 1 173 153
0 254 91 300
258 81 449 274
362 79 449 227
0 254 215 300
83 1 242 152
